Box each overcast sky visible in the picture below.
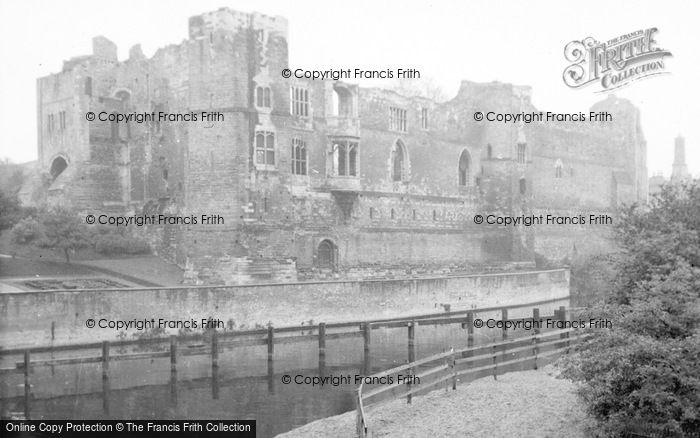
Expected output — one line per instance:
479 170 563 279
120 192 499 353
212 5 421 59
0 0 697 176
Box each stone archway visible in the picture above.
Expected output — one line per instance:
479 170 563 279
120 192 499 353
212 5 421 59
317 239 337 269
49 156 68 179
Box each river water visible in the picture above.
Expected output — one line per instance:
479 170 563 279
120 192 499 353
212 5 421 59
0 302 567 437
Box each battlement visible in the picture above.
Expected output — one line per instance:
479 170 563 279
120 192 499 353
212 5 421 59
188 7 288 39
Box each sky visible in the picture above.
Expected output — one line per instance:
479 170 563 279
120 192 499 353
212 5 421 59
0 0 697 177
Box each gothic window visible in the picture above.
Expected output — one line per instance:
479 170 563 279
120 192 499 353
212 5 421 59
291 138 307 175
459 149 471 186
420 108 429 130
59 111 66 130
517 143 527 164
390 107 407 132
290 86 309 117
255 131 275 166
391 140 409 182
519 177 527 194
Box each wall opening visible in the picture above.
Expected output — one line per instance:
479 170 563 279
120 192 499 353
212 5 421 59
49 156 68 179
317 239 337 269
392 139 408 182
459 149 471 186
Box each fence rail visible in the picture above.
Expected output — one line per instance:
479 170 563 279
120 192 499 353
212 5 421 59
355 310 587 438
2 298 573 422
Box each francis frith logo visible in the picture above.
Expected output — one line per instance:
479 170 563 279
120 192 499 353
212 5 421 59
563 28 672 91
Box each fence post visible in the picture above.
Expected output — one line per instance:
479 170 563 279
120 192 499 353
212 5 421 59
363 322 371 353
24 350 30 420
451 349 457 390
211 328 219 369
559 305 567 345
492 343 497 380
318 323 326 357
101 341 109 379
318 322 326 374
170 336 178 405
267 325 274 363
102 367 111 415
170 335 177 373
267 324 275 394
355 389 366 438
531 308 540 370
407 321 416 404
363 322 371 375
501 308 508 341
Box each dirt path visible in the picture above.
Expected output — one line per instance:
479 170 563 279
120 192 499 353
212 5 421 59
277 368 589 438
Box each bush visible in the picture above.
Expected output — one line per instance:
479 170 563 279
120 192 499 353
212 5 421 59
563 313 700 435
95 233 150 255
10 217 42 244
562 180 700 435
0 191 23 230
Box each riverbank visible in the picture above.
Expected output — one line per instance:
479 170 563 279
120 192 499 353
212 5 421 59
277 367 590 438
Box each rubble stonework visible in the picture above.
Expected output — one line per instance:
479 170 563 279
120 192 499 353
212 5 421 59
30 8 647 284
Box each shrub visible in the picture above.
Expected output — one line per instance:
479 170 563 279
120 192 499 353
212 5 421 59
95 233 150 255
38 207 91 263
562 180 700 435
11 217 41 244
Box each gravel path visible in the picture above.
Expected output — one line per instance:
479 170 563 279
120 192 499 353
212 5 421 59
277 368 588 438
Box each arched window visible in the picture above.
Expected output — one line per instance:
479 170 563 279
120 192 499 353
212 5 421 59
391 140 408 182
519 177 527 194
459 149 471 186
50 156 68 179
291 138 307 175
555 159 563 178
317 240 337 269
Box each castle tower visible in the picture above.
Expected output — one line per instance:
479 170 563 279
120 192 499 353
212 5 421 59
671 135 689 182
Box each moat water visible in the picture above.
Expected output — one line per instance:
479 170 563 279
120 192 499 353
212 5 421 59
0 305 566 438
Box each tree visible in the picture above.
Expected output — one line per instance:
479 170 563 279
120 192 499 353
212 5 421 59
562 180 700 435
0 191 23 230
38 207 91 263
389 77 449 102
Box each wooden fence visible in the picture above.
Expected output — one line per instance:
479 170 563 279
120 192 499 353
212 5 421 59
1 297 571 420
355 307 588 438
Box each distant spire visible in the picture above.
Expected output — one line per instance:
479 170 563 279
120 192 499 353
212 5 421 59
671 135 689 181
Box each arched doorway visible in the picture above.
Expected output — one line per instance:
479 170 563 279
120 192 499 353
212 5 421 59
317 239 337 269
50 156 68 179
391 140 408 182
